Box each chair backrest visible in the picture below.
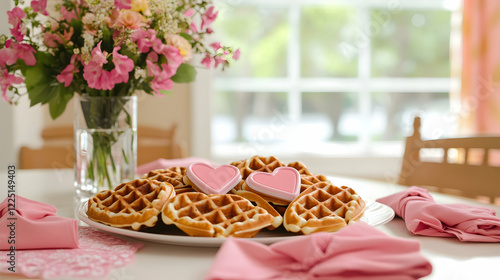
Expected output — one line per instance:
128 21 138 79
19 124 185 169
398 116 500 204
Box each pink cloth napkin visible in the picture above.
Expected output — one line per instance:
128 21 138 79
0 195 79 250
136 157 216 175
376 186 500 242
205 222 432 280
0 226 143 279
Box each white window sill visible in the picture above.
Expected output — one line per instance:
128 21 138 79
210 141 404 182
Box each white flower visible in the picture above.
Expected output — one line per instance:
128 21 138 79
134 67 147 79
82 13 96 25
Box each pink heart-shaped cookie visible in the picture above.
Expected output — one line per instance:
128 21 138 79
246 167 300 202
186 163 242 195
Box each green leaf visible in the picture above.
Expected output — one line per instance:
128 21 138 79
24 66 48 90
159 89 172 96
24 63 54 106
171 63 197 83
48 84 74 119
27 84 52 106
180 32 193 42
101 27 113 52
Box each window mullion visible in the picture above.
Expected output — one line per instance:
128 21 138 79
288 1 302 124
358 7 372 152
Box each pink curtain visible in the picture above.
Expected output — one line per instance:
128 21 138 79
461 0 500 135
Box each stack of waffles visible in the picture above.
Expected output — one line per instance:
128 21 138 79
86 156 366 238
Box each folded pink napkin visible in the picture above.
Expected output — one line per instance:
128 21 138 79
376 186 500 242
136 157 216 175
0 195 79 250
205 222 432 280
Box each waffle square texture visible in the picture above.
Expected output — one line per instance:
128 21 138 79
230 156 286 182
87 179 174 230
144 167 194 194
162 192 275 238
284 182 366 234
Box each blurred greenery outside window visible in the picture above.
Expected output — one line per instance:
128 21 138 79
209 0 459 158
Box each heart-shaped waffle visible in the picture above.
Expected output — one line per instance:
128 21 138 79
87 179 175 230
161 192 275 237
284 182 366 234
144 167 195 194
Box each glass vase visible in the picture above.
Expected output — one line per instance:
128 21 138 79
74 95 137 203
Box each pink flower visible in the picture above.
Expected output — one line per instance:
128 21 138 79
115 0 131 10
201 54 212 69
189 22 198 33
84 62 115 90
131 29 156 53
91 41 108 65
214 56 226 68
43 32 60 48
1 69 23 101
13 43 36 66
151 75 173 95
206 27 213 34
0 41 18 66
184 9 194 17
146 59 175 94
116 9 145 30
201 6 218 30
57 55 79 87
161 45 182 77
7 7 26 25
233 49 241 60
83 61 103 89
43 26 74 47
7 7 27 42
150 39 182 76
111 46 134 83
210 42 221 51
31 0 49 16
83 42 114 90
0 41 37 66
83 43 135 90
146 60 160 77
57 64 76 86
60 6 78 22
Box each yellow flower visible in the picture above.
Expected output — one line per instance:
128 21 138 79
165 34 192 62
131 0 151 16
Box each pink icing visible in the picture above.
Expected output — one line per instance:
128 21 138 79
187 163 241 194
246 167 300 202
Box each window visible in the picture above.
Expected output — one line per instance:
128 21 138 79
192 0 460 166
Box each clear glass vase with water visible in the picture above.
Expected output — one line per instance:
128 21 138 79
74 95 137 203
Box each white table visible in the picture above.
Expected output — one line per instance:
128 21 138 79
3 169 500 280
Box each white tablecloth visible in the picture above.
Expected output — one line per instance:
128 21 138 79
2 169 500 280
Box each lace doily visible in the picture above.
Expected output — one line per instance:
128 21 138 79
0 226 143 279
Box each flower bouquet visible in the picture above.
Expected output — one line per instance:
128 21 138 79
1 0 238 196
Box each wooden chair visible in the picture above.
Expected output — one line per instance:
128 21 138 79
19 125 185 169
398 116 500 204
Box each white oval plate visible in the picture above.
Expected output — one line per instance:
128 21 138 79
78 200 394 247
